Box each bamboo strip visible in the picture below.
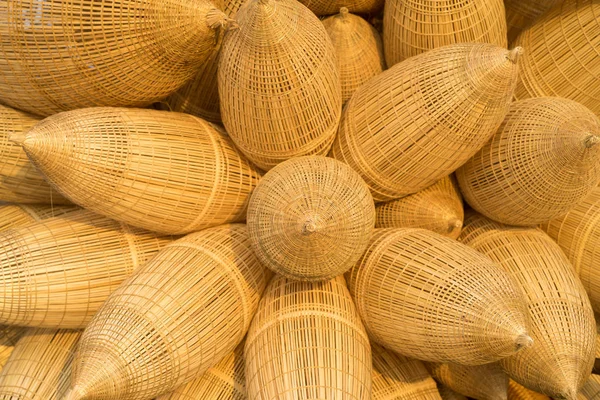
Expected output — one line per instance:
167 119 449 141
428 362 508 400
507 380 550 400
0 326 26 370
504 0 562 43
0 204 78 232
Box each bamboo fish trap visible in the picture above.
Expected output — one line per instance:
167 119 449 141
438 385 468 400
513 0 600 116
456 97 600 226
0 104 70 204
0 204 78 232
0 0 233 117
375 175 463 239
247 156 375 281
459 212 596 399
322 8 386 105
0 209 173 329
66 224 271 400
0 329 80 400
345 228 532 365
383 0 507 66
504 0 562 43
428 362 508 400
218 0 342 171
245 275 372 400
331 43 521 202
540 187 600 313
371 342 442 400
297 0 383 16
580 375 600 400
13 107 261 235
0 326 26 369
507 380 551 400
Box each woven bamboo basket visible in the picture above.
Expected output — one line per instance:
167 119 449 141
383 0 507 66
456 97 600 226
245 274 372 400
331 43 521 202
345 227 531 365
375 175 463 239
0 329 80 400
513 0 600 116
0 204 78 232
14 107 261 235
0 0 234 117
218 0 342 171
297 0 382 16
0 326 26 369
580 375 600 400
438 385 468 400
428 362 508 400
596 329 600 375
322 8 386 105
508 380 550 400
0 209 173 329
540 187 600 313
247 156 375 281
371 342 442 400
504 0 562 43
66 224 271 400
459 212 596 399
0 104 71 204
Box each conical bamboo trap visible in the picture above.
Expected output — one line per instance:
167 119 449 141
540 187 600 313
14 107 261 235
507 380 551 400
322 8 386 105
456 97 600 226
0 104 70 204
218 0 342 171
375 175 464 239
67 224 271 400
504 0 562 43
157 341 246 400
331 43 521 201
383 0 507 66
459 212 596 399
244 275 372 400
580 375 600 400
371 342 442 400
297 0 383 16
345 227 532 365
428 362 508 400
247 156 375 281
0 326 26 369
0 209 174 329
0 0 233 117
438 385 468 400
0 329 80 400
513 0 600 116
0 204 78 232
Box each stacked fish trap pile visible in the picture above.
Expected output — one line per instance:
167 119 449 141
0 0 599 399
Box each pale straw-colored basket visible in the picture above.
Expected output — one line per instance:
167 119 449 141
371 342 442 400
0 209 174 329
0 329 80 400
331 43 521 202
247 156 375 281
504 0 562 44
438 385 468 400
513 0 600 115
218 0 342 171
508 380 551 400
66 224 271 400
427 362 508 400
345 227 532 365
459 212 596 399
375 175 463 239
0 203 78 232
580 375 600 400
14 107 261 235
245 274 372 400
0 0 233 117
383 0 507 66
456 97 600 226
0 326 26 369
322 8 386 104
297 0 382 16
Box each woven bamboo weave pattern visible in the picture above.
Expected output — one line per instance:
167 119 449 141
14 107 261 235
219 0 342 171
383 0 507 66
0 204 78 232
371 342 442 400
331 43 521 202
459 212 596 399
0 0 233 117
0 329 80 400
245 275 372 400
345 228 532 365
322 8 386 105
67 224 271 400
0 104 70 204
456 97 600 226
513 0 600 115
0 326 26 369
247 156 375 281
297 0 382 16
0 209 174 329
507 380 550 400
375 175 464 239
428 362 508 400
504 0 562 43
580 375 600 400
438 385 468 400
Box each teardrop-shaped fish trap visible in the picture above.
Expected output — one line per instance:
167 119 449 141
0 203 78 232
508 380 551 400
428 362 508 400
504 0 562 43
14 107 261 235
0 326 26 369
346 228 532 365
332 43 521 202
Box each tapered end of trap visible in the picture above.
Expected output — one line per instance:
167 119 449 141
8 132 27 145
514 333 533 350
